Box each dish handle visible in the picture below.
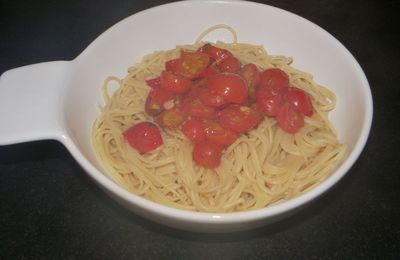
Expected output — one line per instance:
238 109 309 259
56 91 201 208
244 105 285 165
0 61 70 145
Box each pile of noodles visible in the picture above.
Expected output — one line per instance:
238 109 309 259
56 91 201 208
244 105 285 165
92 25 345 213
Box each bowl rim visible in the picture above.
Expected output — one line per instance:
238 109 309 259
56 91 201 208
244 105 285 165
63 0 373 224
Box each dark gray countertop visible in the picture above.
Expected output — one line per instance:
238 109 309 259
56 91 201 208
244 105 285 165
1 0 399 259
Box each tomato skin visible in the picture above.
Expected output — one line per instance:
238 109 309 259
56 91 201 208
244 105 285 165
161 70 193 94
146 76 162 89
165 58 180 72
219 105 262 133
276 103 304 134
218 56 241 73
181 95 216 119
145 88 176 116
192 141 224 169
203 119 239 146
176 51 210 79
240 63 261 99
286 87 314 117
259 68 289 94
255 85 285 117
206 73 248 104
156 107 186 129
182 118 206 143
199 88 228 108
197 43 233 62
199 63 220 79
123 122 163 153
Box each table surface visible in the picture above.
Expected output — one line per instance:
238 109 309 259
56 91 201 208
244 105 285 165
1 0 399 259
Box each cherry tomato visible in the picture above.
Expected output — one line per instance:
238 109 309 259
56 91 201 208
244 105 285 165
199 88 228 108
192 141 224 169
165 58 180 72
206 73 248 104
145 88 176 116
176 51 210 79
123 122 163 153
203 119 239 146
161 70 193 94
255 86 286 117
156 107 186 129
181 95 216 119
217 56 241 73
146 76 162 89
182 85 215 111
259 68 289 94
286 87 314 117
219 105 262 133
276 103 304 134
182 118 206 143
197 43 233 62
240 63 261 98
199 63 220 79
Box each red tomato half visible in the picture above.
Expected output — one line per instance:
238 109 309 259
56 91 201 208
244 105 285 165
286 87 314 117
206 73 248 104
255 85 286 117
259 68 289 94
276 103 304 134
145 88 176 116
146 76 162 89
199 63 220 79
123 122 163 153
176 51 210 79
192 141 224 169
199 88 228 108
181 95 216 119
217 56 241 73
203 119 239 146
197 43 233 62
165 58 180 72
182 118 206 143
161 70 193 94
156 107 186 129
219 105 262 133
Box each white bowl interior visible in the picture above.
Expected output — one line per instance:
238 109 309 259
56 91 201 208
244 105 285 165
61 0 372 230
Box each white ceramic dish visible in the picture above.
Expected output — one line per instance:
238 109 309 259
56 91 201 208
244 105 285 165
0 0 372 232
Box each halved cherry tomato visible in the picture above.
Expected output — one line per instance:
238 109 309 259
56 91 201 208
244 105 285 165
197 43 233 62
156 107 186 129
165 58 180 72
182 118 206 143
146 76 162 89
255 85 286 117
259 68 289 94
176 51 210 79
206 73 248 104
217 56 241 73
199 88 228 108
181 84 216 117
286 87 314 117
123 122 163 153
199 63 220 79
145 88 176 116
192 141 224 169
181 95 216 118
240 63 261 99
219 105 262 133
203 119 239 146
161 70 193 94
276 103 304 134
